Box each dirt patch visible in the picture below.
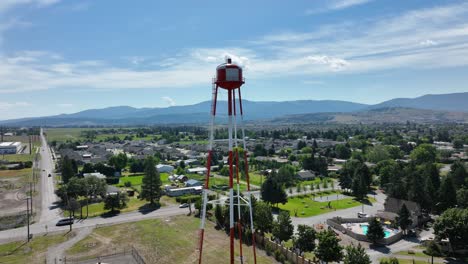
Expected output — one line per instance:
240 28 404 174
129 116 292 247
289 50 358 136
0 169 33 221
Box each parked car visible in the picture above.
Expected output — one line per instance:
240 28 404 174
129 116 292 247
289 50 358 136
357 212 369 218
56 218 74 226
179 203 189 208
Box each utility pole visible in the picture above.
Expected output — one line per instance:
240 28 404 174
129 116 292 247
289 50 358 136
30 181 33 216
29 135 32 155
26 197 31 242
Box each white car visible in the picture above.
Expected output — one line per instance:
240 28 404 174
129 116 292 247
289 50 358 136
357 212 370 218
179 203 189 208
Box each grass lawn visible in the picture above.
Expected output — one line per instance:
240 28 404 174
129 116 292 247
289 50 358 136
178 140 209 145
278 193 374 217
65 196 149 218
395 249 431 258
379 257 435 264
0 154 34 163
248 171 264 186
0 232 73 264
66 215 276 264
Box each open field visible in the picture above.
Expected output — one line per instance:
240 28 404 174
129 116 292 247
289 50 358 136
278 192 374 217
0 232 73 264
66 215 277 264
0 168 32 217
44 128 89 142
0 154 34 163
44 128 161 143
0 168 31 179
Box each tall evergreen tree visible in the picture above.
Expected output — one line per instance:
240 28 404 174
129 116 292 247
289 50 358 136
315 230 343 264
366 218 385 245
141 156 162 205
438 177 457 212
272 211 294 242
396 204 413 234
61 155 75 184
293 225 316 254
449 161 467 189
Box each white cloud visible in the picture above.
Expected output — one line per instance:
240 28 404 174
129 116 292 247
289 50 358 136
305 0 373 14
1 2 468 94
420 39 437 47
57 103 73 107
162 96 176 107
0 0 60 13
331 0 373 10
0 101 31 110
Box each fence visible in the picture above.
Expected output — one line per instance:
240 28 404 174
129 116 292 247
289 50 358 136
255 233 316 264
64 246 145 264
327 217 403 245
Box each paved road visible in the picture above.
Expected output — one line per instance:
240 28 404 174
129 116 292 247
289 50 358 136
39 128 61 223
0 204 186 244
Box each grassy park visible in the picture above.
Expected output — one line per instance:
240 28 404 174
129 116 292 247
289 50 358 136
278 192 375 217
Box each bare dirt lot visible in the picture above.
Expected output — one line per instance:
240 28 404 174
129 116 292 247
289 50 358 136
0 168 31 217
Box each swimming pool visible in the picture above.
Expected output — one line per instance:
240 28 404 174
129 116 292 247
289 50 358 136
361 224 392 238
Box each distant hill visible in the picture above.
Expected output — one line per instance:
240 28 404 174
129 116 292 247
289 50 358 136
0 99 368 126
369 92 468 112
1 92 467 126
271 107 468 124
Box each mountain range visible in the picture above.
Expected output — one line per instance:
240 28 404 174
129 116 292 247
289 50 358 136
1 92 467 126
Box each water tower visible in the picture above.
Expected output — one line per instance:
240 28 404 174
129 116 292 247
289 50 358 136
198 57 257 264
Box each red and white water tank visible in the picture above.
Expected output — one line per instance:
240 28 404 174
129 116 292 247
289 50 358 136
215 57 244 90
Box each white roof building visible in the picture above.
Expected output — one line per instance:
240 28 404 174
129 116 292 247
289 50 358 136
83 172 106 179
156 164 174 173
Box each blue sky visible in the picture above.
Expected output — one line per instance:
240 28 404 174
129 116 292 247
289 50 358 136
1 0 468 119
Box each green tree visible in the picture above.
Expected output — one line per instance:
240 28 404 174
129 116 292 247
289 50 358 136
434 208 468 250
367 145 390 163
424 240 442 263
109 153 128 174
253 202 273 234
457 187 468 208
260 174 287 206
272 211 294 242
438 177 457 212
449 161 467 189
366 218 384 245
453 139 464 149
335 144 351 159
61 155 75 184
296 183 302 193
141 157 162 205
214 204 225 228
396 204 413 234
104 193 129 213
293 224 316 254
315 230 343 264
343 243 371 264
410 144 437 164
